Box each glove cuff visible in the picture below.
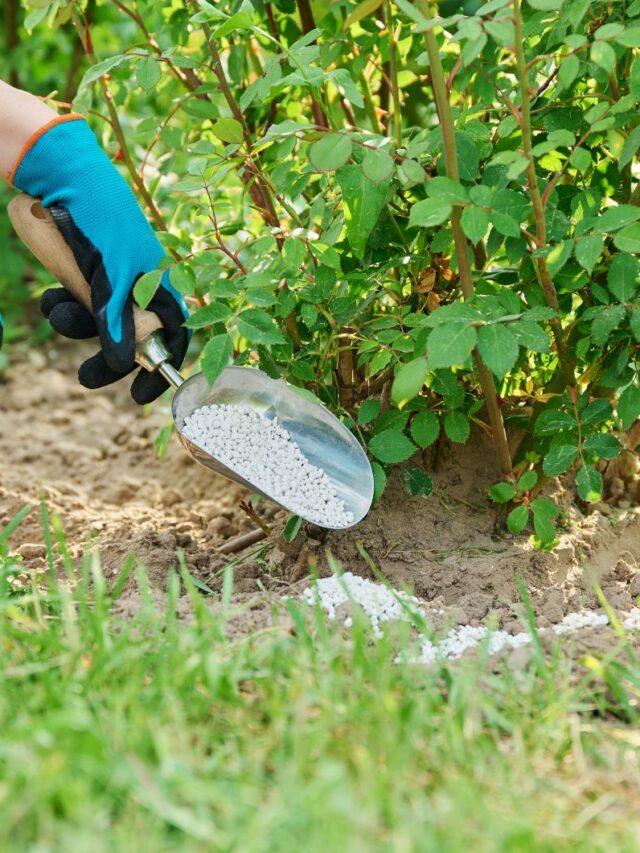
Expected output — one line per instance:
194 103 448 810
8 113 86 188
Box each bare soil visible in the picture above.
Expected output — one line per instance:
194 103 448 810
2 340 640 637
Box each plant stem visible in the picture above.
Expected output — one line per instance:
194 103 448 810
384 0 402 146
293 0 330 129
5 0 19 87
70 7 168 235
512 0 574 387
417 0 512 477
202 28 282 231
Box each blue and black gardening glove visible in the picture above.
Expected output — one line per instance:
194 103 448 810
10 114 188 404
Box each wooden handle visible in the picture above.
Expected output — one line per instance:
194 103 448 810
8 193 162 341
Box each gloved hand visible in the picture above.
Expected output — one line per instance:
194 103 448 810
9 115 188 404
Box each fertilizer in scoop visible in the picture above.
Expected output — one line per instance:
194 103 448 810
182 403 355 528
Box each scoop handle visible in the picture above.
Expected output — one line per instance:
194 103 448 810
7 193 162 341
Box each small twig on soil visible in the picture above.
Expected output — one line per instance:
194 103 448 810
239 501 272 536
218 528 268 555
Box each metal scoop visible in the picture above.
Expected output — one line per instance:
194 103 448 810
8 194 374 529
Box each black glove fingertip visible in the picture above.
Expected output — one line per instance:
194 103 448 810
49 302 98 340
78 351 131 390
130 369 170 405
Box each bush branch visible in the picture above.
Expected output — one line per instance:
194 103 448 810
417 0 512 477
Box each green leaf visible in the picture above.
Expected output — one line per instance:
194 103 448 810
358 399 381 425
136 55 161 91
426 177 469 204
212 3 254 38
398 159 425 185
372 461 387 503
620 126 640 170
557 54 580 91
369 348 392 374
591 305 626 346
518 470 538 492
618 385 640 429
24 6 50 30
344 0 384 28
169 264 196 295
570 147 591 172
512 321 550 353
411 411 440 448
575 465 603 502
427 322 477 369
631 309 640 341
616 25 640 47
614 224 640 254
581 399 612 426
491 189 531 223
201 333 233 385
329 68 364 108
583 433 621 460
81 55 127 87
575 235 604 274
154 423 173 459
492 212 521 238
607 254 639 303
590 40 616 74
477 324 519 378
534 409 576 436
362 149 395 184
336 165 389 259
403 468 433 497
184 302 230 329
542 444 578 476
461 205 489 244
597 205 640 233
444 411 470 444
182 99 219 120
283 238 305 270
489 481 517 503
309 134 353 171
284 515 303 542
236 309 285 345
212 118 244 144
507 504 529 534
530 498 560 545
391 358 428 408
409 198 453 229
368 429 416 463
133 269 162 310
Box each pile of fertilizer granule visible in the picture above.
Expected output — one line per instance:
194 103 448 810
182 403 354 528
299 574 638 665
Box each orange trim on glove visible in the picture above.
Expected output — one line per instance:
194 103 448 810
8 113 85 187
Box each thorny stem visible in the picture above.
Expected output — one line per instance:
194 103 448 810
417 0 512 477
384 1 403 147
512 0 574 387
71 7 169 237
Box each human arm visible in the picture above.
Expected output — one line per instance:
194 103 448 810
0 80 188 403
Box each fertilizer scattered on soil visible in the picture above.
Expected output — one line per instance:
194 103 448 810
182 403 354 528
301 571 423 637
302 575 640 664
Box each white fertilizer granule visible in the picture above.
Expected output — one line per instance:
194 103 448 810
300 575 640 664
302 571 422 638
182 403 354 528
